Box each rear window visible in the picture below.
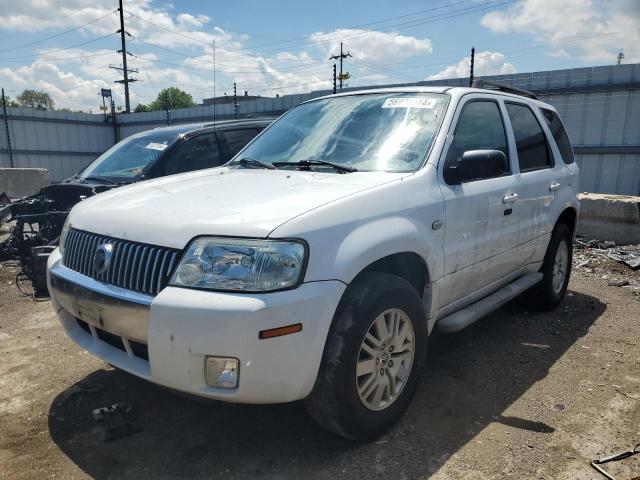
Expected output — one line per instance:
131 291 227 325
541 108 575 164
222 128 260 157
505 103 552 172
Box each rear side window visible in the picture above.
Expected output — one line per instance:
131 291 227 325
541 108 575 164
165 133 221 175
505 103 552 171
222 128 260 158
444 100 509 183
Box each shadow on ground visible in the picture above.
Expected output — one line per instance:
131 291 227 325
48 291 605 479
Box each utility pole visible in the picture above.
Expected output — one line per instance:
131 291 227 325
233 82 238 119
111 0 137 113
330 42 352 90
332 63 337 94
469 46 475 87
1 88 14 168
617 51 625 65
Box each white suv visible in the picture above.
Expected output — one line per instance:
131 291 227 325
47 85 579 439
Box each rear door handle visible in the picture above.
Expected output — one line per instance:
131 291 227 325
549 181 560 192
502 192 519 204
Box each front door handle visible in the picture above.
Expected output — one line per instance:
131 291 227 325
502 192 519 204
549 181 560 192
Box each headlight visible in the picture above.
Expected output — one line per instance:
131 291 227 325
169 237 307 292
58 215 72 255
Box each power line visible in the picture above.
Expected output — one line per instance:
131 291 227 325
221 0 516 61
226 0 501 61
0 33 117 62
121 0 504 65
132 34 326 73
0 10 117 54
235 0 471 55
131 54 327 75
0 51 115 63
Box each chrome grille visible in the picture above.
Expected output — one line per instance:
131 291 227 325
63 228 181 296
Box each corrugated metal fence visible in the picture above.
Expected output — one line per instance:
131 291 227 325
1 63 639 194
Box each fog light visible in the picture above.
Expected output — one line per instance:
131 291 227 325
205 356 239 389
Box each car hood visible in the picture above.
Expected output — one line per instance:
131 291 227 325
69 167 409 249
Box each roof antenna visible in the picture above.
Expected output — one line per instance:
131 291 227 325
212 39 216 129
469 46 475 87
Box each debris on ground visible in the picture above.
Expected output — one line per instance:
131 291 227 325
92 402 143 442
60 381 104 406
0 192 11 224
0 183 113 296
590 443 640 480
573 237 640 300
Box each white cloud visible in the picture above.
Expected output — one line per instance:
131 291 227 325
480 0 640 63
276 51 312 62
310 29 432 62
547 49 571 59
0 61 113 111
427 51 516 80
176 13 209 28
0 0 123 32
0 3 434 110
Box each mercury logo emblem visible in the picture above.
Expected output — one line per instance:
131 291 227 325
94 243 113 275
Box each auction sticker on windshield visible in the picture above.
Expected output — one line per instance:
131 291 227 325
382 97 437 109
145 142 168 151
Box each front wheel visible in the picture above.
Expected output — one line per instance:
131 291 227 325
304 272 428 440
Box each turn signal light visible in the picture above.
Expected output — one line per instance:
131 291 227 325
259 323 303 339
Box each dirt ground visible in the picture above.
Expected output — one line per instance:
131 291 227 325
0 254 639 479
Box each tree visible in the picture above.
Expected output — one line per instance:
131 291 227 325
148 87 195 111
16 89 55 110
58 107 85 113
1 96 19 107
134 103 150 113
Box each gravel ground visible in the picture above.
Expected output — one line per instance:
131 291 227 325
0 254 639 479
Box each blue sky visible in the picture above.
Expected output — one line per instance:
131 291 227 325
0 0 637 111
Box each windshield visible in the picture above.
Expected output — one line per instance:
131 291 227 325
237 92 447 172
80 130 181 181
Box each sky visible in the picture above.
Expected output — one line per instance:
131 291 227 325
0 0 638 112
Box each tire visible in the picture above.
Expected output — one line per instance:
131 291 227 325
304 272 428 440
523 223 573 310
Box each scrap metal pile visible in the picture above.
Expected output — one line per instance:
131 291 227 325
574 236 640 300
0 184 111 296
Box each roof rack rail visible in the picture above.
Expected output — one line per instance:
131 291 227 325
471 79 538 100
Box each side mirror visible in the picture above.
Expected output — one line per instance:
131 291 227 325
446 149 508 184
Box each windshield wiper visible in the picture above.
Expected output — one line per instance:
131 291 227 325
229 157 277 170
82 176 121 184
273 160 358 173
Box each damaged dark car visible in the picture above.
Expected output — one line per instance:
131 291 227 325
0 118 273 296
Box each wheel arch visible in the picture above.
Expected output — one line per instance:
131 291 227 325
555 206 578 237
352 252 430 298
335 250 433 330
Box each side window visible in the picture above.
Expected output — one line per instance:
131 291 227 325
541 108 575 164
505 103 552 171
221 128 259 158
165 134 221 175
444 100 509 184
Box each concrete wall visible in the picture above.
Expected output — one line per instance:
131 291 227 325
577 193 640 245
0 167 50 198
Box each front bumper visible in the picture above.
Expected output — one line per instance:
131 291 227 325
47 248 345 403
